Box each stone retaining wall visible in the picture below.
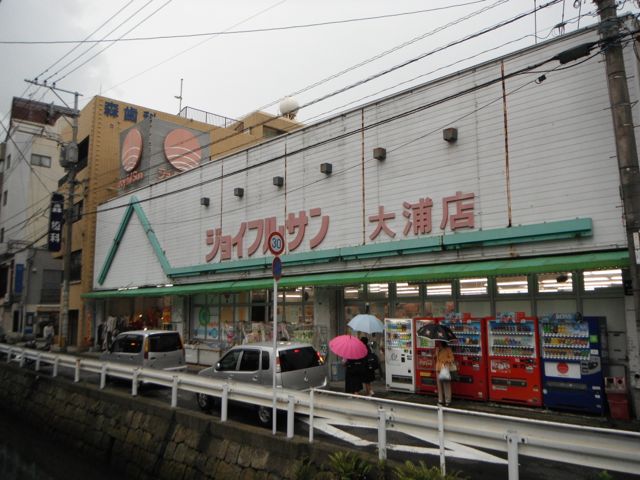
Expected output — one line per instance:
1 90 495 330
0 363 363 479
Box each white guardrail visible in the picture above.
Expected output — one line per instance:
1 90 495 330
1 344 639 480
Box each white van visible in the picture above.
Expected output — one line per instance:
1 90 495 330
101 330 186 371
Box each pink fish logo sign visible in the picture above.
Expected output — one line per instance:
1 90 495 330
121 128 143 172
163 128 202 171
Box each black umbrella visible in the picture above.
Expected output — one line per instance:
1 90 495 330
417 323 457 342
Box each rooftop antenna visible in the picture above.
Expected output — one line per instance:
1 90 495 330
175 78 183 114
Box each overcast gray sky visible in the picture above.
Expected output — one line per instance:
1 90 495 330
1 0 639 129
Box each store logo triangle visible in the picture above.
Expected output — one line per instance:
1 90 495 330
97 196 171 285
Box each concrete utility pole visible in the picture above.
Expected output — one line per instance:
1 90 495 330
594 0 640 416
25 80 81 351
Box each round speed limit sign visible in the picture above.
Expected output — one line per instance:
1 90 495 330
267 231 285 256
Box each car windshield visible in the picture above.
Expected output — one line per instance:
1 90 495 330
278 347 320 372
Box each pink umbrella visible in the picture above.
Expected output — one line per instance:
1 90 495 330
329 335 368 360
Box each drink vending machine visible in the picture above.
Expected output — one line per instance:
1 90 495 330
439 313 488 400
384 318 415 392
413 317 438 395
539 313 606 414
487 312 542 406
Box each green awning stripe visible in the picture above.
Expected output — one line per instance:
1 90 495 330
83 250 629 299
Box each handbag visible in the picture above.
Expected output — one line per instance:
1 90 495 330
449 361 457 373
438 365 451 381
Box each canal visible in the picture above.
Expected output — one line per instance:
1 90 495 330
0 406 114 480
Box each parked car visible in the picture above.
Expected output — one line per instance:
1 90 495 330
101 330 186 371
196 341 327 424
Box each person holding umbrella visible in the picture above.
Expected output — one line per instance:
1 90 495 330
329 334 368 395
435 339 455 406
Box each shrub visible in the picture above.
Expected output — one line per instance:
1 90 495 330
327 451 372 480
393 460 467 480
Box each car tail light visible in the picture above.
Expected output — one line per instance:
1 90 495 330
144 338 149 360
276 355 281 373
316 351 325 365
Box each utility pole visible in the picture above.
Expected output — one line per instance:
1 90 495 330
594 0 640 416
25 80 81 351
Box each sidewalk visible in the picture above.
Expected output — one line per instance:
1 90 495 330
325 378 640 432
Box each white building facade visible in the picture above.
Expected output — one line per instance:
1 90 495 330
89 23 640 415
0 100 65 338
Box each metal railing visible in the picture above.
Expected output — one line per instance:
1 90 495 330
178 106 238 129
1 344 638 480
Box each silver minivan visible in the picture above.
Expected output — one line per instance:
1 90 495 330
196 341 327 424
101 330 186 371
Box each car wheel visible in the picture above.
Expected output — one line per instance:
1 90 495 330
257 406 272 426
196 393 215 412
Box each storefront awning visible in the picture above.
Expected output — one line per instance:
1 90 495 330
83 250 629 299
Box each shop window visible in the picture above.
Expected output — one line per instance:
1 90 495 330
459 278 488 296
252 290 267 302
426 282 452 296
344 285 365 300
395 302 420 318
583 269 623 292
424 300 454 317
537 272 573 293
396 282 420 297
497 275 528 295
368 283 389 299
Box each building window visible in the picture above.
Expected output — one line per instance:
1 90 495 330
583 269 623 292
41 269 62 303
2 190 7 206
31 153 52 167
70 250 82 282
71 200 83 222
496 275 529 294
5 154 10 170
537 272 573 293
0 228 3 243
263 126 285 138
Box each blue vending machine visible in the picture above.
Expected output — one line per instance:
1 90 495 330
539 313 605 414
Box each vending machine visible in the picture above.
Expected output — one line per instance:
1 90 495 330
439 313 488 401
487 312 542 406
539 313 606 414
413 317 438 395
384 318 415 392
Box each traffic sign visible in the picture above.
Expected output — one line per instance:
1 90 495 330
268 231 285 256
272 257 282 281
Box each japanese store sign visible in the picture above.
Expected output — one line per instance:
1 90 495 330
103 101 155 123
204 191 475 262
47 192 65 252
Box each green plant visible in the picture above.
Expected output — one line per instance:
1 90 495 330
294 456 319 480
595 471 614 480
327 451 372 480
393 460 467 480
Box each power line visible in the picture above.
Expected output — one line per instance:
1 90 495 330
86 0 552 194
52 0 175 84
101 0 288 95
84 42 587 221
34 0 136 80
44 0 156 83
93 41 607 230
0 0 494 45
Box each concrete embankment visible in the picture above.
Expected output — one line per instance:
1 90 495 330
0 362 357 479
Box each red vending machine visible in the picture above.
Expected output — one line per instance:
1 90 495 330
487 313 542 406
413 317 438 395
438 313 489 401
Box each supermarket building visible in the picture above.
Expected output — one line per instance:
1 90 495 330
86 23 640 415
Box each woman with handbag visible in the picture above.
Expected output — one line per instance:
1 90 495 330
435 340 455 406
